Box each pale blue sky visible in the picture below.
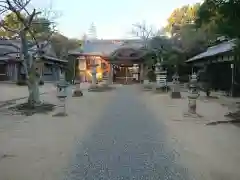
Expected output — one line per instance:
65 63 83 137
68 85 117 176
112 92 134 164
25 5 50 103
32 0 202 39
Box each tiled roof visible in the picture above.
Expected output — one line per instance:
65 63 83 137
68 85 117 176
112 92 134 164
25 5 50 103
186 39 236 63
0 39 64 62
83 40 121 55
0 40 21 60
68 39 145 56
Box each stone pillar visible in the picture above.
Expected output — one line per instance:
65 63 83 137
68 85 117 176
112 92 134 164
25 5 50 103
72 69 83 97
6 64 10 79
88 63 98 90
13 64 18 81
92 65 97 85
53 67 57 81
101 63 109 86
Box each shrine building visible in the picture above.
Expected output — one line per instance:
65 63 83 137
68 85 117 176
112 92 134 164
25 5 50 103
68 39 149 84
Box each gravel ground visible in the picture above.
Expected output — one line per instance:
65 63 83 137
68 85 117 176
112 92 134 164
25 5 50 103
65 86 193 180
2 85 239 180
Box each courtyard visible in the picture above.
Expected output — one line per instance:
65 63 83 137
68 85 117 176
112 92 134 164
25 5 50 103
0 84 240 180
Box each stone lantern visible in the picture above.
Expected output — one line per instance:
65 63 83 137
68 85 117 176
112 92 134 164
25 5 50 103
73 56 84 96
154 58 167 92
187 73 200 114
100 62 109 87
142 67 152 90
54 73 69 116
132 64 139 82
171 72 181 98
88 62 99 91
72 73 83 97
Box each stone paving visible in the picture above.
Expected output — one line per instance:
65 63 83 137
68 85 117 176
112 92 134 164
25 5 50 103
0 85 240 180
65 86 192 180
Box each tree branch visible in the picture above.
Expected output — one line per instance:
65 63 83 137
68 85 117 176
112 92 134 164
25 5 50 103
1 0 58 59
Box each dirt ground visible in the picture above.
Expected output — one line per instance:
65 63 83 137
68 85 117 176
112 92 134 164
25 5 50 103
0 83 56 102
0 85 240 180
0 88 115 180
140 91 240 180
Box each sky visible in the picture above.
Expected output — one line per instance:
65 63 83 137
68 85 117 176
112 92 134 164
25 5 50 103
31 0 202 39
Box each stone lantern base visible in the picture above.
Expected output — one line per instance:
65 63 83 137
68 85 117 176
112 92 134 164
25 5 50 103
72 89 83 97
99 77 109 88
53 112 68 117
188 98 197 114
72 81 83 97
88 85 115 92
142 79 153 91
170 85 181 98
88 84 99 91
171 91 181 98
154 85 169 93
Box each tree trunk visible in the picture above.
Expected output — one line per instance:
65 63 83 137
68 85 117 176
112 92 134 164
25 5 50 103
20 30 41 108
27 66 41 107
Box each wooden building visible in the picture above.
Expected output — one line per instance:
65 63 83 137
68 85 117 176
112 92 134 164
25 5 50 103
186 39 240 96
68 39 148 84
0 39 67 82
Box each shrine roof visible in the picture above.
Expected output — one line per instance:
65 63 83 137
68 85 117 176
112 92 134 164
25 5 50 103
0 39 66 63
0 39 21 60
68 39 146 56
186 39 236 63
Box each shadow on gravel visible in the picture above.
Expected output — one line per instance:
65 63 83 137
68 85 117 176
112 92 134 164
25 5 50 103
206 107 240 126
64 87 193 180
0 92 55 116
8 102 56 116
0 100 16 108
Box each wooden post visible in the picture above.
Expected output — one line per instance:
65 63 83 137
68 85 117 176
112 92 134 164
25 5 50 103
140 63 144 83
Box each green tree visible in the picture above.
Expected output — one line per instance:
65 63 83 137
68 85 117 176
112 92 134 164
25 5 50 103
50 33 81 58
164 3 218 63
166 3 201 36
196 0 240 38
0 12 23 37
0 12 52 39
30 17 52 39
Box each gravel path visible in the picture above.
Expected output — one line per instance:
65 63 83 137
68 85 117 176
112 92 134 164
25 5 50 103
65 86 192 180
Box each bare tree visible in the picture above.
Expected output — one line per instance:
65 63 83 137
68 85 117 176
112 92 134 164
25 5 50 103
131 21 155 49
0 0 57 107
131 21 156 81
